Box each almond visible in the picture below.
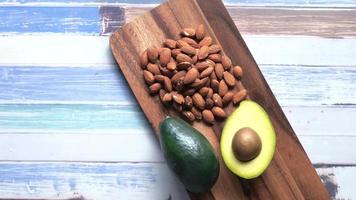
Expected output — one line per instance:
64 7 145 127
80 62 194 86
195 24 205 40
154 75 165 82
160 67 174 78
215 63 224 80
164 77 172 92
206 88 214 98
147 63 160 75
177 62 192 70
164 39 177 49
181 37 198 47
205 98 214 109
182 111 195 122
163 92 173 103
181 45 196 55
206 59 215 68
233 89 247 105
233 65 243 79
171 70 186 82
223 71 236 87
172 93 184 104
198 46 209 60
199 87 210 97
219 80 228 97
212 107 226 118
176 53 192 63
190 78 203 88
140 50 148 68
159 48 171 66
183 96 193 110
147 47 159 63
173 101 183 111
209 44 221 54
192 93 205 110
202 109 214 124
222 92 234 106
212 93 223 107
210 70 217 80
191 107 202 120
173 77 184 91
200 77 210 88
200 66 214 78
208 54 221 62
195 61 209 71
171 49 181 57
192 54 198 64
221 55 232 70
177 40 189 48
199 36 212 47
181 28 195 37
211 79 220 93
149 83 161 94
143 70 155 85
182 88 196 96
184 68 199 85
159 89 166 102
167 61 176 71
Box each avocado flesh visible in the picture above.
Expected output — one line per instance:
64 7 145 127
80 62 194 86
221 100 276 179
159 117 219 193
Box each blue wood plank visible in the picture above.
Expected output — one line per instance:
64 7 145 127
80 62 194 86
0 0 354 7
0 162 188 199
1 66 355 106
0 104 149 131
0 6 124 35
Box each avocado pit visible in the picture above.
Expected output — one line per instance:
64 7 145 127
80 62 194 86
232 127 262 162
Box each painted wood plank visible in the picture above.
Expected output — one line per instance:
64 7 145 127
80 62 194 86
1 36 355 67
316 166 356 199
0 161 352 200
0 105 354 164
0 162 189 200
1 5 355 37
1 66 355 106
0 0 355 7
0 133 163 162
0 6 124 36
125 6 356 38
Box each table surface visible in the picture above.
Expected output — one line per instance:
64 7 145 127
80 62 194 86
0 0 355 199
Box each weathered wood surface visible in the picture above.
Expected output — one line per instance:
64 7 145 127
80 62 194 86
110 0 329 199
1 5 355 38
0 0 355 199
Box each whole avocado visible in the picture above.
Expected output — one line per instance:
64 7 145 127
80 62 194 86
159 116 219 193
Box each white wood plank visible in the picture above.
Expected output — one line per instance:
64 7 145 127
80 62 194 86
316 166 356 199
0 133 164 162
0 106 354 164
0 161 189 200
0 36 355 67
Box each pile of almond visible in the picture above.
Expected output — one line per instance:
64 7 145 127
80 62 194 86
140 24 247 124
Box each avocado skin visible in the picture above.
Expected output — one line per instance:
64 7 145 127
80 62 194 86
159 117 219 193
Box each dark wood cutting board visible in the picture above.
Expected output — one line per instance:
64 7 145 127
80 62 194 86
110 0 330 199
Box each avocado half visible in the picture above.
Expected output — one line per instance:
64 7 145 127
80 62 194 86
221 100 276 179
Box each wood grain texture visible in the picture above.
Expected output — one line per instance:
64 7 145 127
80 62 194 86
0 162 189 200
110 0 328 199
125 6 356 38
2 36 356 67
1 5 355 38
0 161 351 200
197 0 329 199
1 65 355 106
0 0 355 7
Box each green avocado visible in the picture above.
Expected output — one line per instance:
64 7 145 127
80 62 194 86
220 100 276 179
159 116 219 193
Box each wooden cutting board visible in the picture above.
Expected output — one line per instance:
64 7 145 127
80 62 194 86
110 0 330 199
